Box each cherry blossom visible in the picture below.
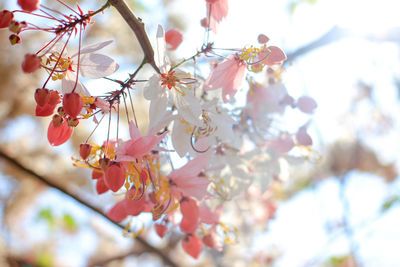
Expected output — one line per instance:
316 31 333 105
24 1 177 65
203 54 246 103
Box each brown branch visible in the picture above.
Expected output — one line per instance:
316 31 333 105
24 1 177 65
88 247 143 266
285 26 351 65
0 150 178 267
110 0 161 74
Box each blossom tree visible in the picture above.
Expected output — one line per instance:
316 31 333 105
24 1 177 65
1 0 399 266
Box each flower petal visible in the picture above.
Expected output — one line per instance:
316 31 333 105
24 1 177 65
73 40 113 57
78 53 119 79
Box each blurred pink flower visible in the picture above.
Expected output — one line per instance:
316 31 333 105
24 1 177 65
205 0 228 32
165 29 183 50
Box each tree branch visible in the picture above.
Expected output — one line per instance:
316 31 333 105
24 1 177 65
110 0 161 74
0 150 178 267
285 26 351 65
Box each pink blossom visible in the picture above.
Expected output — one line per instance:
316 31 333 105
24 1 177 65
180 197 199 234
199 204 221 225
296 127 312 146
47 117 73 146
115 121 167 161
22 54 40 73
205 0 228 32
169 152 211 200
297 96 317 114
106 187 150 222
204 54 246 103
269 133 294 154
165 29 183 50
246 82 292 119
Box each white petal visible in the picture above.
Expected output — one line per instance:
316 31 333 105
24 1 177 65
143 74 163 100
148 95 169 132
156 25 169 72
78 53 119 79
72 40 113 57
173 92 202 126
61 72 90 96
172 119 191 157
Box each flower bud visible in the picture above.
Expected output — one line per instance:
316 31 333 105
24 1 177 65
18 0 40 12
9 21 21 33
57 106 65 116
48 90 61 105
67 117 79 127
22 54 41 73
52 114 63 127
257 34 270 44
35 103 56 117
34 88 49 106
9 34 21 45
165 29 183 50
48 117 73 146
79 143 92 160
105 162 126 192
63 93 83 118
0 10 14 29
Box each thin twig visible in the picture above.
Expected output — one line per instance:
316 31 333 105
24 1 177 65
109 0 160 74
0 149 178 267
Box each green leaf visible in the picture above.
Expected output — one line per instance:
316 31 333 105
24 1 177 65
37 251 53 267
37 208 55 229
62 213 78 231
381 196 399 212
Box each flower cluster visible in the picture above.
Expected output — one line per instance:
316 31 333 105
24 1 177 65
3 0 318 259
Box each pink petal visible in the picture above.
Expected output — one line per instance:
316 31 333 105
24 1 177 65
270 134 294 154
266 46 287 66
297 96 317 114
207 0 228 23
128 120 142 140
123 188 146 216
182 234 203 259
155 224 167 238
104 163 126 192
96 178 109 194
199 204 219 225
170 152 210 178
204 55 246 103
106 201 128 222
258 34 269 44
296 127 312 146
